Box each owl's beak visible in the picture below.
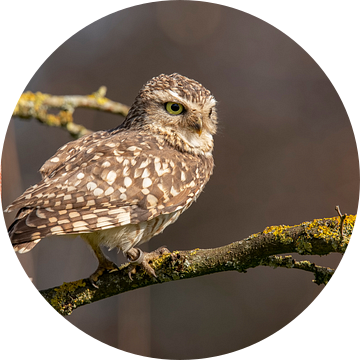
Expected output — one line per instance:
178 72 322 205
194 117 203 136
188 112 203 136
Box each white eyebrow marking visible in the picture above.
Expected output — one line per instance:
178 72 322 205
169 90 183 101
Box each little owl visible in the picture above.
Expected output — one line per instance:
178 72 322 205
6 73 217 286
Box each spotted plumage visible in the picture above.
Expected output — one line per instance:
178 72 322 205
6 73 217 283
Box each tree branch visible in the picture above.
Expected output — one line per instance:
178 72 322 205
40 214 355 316
12 87 129 138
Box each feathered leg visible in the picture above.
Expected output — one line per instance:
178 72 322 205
82 236 119 288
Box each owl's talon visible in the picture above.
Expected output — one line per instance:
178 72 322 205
89 277 100 289
125 247 168 279
127 265 137 281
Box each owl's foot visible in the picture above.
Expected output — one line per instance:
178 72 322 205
126 246 171 280
89 259 119 288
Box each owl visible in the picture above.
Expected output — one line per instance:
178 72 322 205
6 73 217 286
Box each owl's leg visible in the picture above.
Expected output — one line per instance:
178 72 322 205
126 246 171 279
83 237 119 288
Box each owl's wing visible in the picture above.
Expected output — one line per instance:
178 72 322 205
7 130 213 243
38 130 112 179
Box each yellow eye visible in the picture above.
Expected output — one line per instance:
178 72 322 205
165 102 184 115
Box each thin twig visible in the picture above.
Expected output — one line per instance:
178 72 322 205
12 87 130 138
335 205 347 239
260 255 335 285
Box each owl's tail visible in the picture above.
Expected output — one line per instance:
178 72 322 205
8 207 46 254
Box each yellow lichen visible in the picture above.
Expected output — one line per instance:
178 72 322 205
54 280 86 293
50 280 87 314
190 248 200 255
262 224 293 244
301 215 355 252
343 215 356 235
96 97 108 105
260 215 356 254
14 92 37 114
33 92 48 111
86 93 108 105
58 110 73 125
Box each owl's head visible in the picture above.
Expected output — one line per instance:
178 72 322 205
123 73 218 154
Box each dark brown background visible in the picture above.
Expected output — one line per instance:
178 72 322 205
2 2 358 359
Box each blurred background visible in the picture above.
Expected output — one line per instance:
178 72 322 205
2 1 358 359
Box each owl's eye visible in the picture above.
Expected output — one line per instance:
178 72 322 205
165 102 184 115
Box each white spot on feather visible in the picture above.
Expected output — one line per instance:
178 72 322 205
83 214 97 220
69 211 80 218
170 186 180 196
105 187 114 196
146 194 158 207
87 182 97 191
51 226 63 233
94 188 104 196
139 158 150 168
142 178 152 188
142 168 151 178
124 177 132 187
106 170 117 185
72 221 89 231
181 171 186 182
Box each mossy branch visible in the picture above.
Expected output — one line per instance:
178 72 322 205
12 87 130 138
40 214 355 316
